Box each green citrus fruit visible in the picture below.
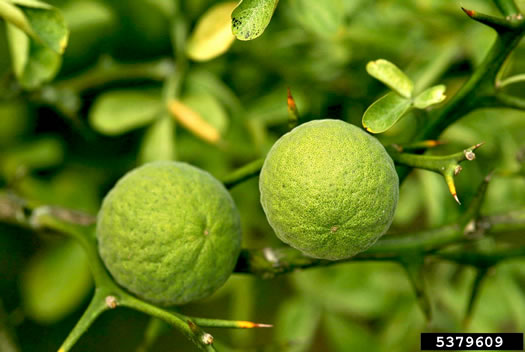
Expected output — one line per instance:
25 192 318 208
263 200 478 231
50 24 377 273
96 161 241 305
259 119 398 260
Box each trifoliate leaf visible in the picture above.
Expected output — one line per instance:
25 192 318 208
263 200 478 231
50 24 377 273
366 59 414 98
362 92 412 134
413 84 446 109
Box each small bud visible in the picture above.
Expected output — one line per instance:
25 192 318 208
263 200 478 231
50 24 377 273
201 333 214 345
105 296 118 309
464 150 476 161
464 220 476 235
454 165 463 175
263 247 279 264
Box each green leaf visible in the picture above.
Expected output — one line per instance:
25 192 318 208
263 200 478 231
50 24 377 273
8 0 52 9
413 84 446 109
186 2 237 61
138 115 175 165
89 90 163 136
4 1 67 89
275 296 321 352
231 0 279 41
23 6 69 54
2 136 64 178
21 239 93 324
362 92 412 134
0 0 35 37
3 0 69 54
323 313 380 352
366 59 414 98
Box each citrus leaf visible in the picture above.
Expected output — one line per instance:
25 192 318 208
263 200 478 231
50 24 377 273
181 93 229 135
5 7 65 89
2 136 64 178
413 84 446 109
186 2 237 61
231 0 279 41
0 0 35 37
275 296 321 352
168 99 221 144
362 92 412 134
4 0 69 54
8 0 51 9
89 90 163 136
138 115 175 165
21 240 93 324
22 5 69 54
366 59 414 98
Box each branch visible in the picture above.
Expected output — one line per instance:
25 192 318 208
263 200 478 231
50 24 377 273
234 209 525 278
388 143 484 204
397 6 525 182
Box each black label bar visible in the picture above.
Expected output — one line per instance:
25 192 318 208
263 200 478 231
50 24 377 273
421 333 523 350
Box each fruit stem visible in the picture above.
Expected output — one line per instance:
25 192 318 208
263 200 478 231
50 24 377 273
120 296 217 352
221 158 265 189
58 289 109 352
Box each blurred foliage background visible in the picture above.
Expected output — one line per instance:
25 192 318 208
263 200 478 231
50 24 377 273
1 0 525 351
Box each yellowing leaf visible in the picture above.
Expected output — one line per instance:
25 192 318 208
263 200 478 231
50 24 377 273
186 2 237 61
168 99 221 144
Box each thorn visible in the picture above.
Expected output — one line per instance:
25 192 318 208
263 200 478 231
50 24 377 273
425 140 443 147
472 142 485 150
187 320 198 332
445 174 461 205
201 333 214 345
287 88 300 130
454 165 463 175
105 296 118 309
391 144 403 152
287 87 296 111
461 7 476 17
237 321 273 328
484 170 494 182
464 219 476 235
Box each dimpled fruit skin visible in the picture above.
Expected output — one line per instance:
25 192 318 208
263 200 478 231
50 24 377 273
259 119 398 260
97 161 241 306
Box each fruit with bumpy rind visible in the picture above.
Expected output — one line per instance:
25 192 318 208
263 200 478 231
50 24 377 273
259 119 398 260
96 161 241 305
